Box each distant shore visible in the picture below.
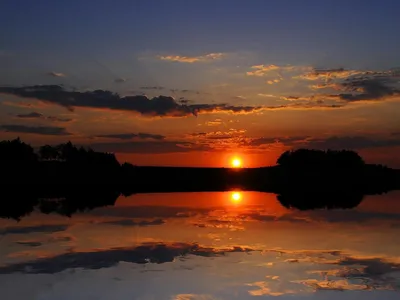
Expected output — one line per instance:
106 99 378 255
1 138 400 219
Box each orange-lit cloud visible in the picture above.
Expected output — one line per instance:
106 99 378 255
158 53 225 63
267 79 281 84
296 68 366 81
205 119 223 126
189 129 246 140
247 64 310 76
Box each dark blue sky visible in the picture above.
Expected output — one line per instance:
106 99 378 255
1 0 400 68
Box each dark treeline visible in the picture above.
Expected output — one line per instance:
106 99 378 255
1 138 121 184
1 138 400 219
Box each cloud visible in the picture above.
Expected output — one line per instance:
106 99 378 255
47 72 65 77
257 93 276 98
91 205 210 219
303 135 400 150
140 86 165 90
0 242 254 274
15 111 72 122
246 64 280 76
46 116 73 122
292 68 400 103
247 281 297 296
16 112 43 118
170 89 201 95
1 124 71 136
173 294 215 300
0 224 68 235
2 100 47 109
205 119 223 126
298 68 366 81
245 210 400 225
114 78 126 83
89 140 212 154
94 132 165 140
0 85 262 118
248 65 400 105
247 64 308 77
337 77 400 102
267 79 281 84
101 218 165 227
297 255 400 291
190 129 246 140
245 134 400 151
247 136 309 147
280 95 316 101
158 53 225 63
15 241 43 247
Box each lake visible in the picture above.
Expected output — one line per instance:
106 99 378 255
1 191 400 299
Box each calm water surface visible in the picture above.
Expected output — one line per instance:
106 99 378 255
1 191 400 299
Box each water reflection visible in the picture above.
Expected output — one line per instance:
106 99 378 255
1 187 384 221
0 191 399 299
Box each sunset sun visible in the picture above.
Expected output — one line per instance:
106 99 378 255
231 158 242 168
231 192 242 203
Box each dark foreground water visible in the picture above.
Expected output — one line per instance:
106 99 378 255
1 191 400 300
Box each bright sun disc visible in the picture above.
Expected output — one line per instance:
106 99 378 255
231 158 242 168
231 192 242 202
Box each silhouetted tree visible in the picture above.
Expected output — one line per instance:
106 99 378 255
276 149 365 169
39 145 59 160
0 138 37 162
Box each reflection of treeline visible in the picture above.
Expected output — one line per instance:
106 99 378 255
1 188 121 220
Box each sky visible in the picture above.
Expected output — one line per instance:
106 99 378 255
1 0 400 167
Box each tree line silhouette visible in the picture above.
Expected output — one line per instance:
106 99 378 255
1 138 399 219
2 138 121 184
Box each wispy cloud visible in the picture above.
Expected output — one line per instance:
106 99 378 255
114 77 126 83
303 135 400 150
158 53 225 63
205 119 223 126
1 124 71 136
89 140 212 154
247 64 309 77
15 112 73 122
0 224 68 235
190 129 246 140
267 79 281 84
140 86 165 90
94 132 165 140
297 68 367 81
243 134 400 151
47 72 65 77
16 112 43 119
257 93 276 98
